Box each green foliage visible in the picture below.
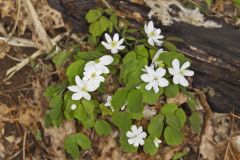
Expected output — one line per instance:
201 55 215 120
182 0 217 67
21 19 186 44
164 84 179 98
94 120 112 136
205 0 212 7
234 0 240 7
173 151 188 160
66 60 85 84
139 84 162 105
127 89 143 113
143 137 158 155
86 9 102 23
52 52 69 67
164 126 183 146
44 8 201 158
119 132 137 152
148 114 164 137
111 88 128 111
112 111 131 131
189 112 202 133
64 133 91 158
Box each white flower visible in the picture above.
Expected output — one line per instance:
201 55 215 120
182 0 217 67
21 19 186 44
141 65 169 93
83 64 105 90
101 33 125 54
70 104 77 110
152 49 165 67
105 95 114 112
144 21 164 46
84 55 113 74
126 125 147 147
68 76 95 100
153 138 162 148
120 103 126 111
168 59 194 87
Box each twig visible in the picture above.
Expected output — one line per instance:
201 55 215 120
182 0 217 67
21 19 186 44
229 113 240 120
22 0 53 51
4 32 67 81
23 131 27 160
224 112 235 160
229 146 237 160
6 54 22 62
0 36 36 48
0 23 8 36
101 0 113 10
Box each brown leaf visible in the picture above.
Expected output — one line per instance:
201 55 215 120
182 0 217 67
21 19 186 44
167 92 187 106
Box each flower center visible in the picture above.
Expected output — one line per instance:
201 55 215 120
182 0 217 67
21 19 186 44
111 41 117 47
149 31 155 37
91 72 97 78
153 76 159 81
80 86 88 92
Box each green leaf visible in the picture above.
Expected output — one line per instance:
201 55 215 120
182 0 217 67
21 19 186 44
173 151 188 160
234 0 240 7
82 116 95 129
143 137 158 155
119 132 137 152
64 135 80 159
158 51 187 68
74 104 88 121
99 16 109 33
49 95 63 120
111 88 128 111
134 45 149 59
99 103 112 116
125 71 142 90
163 41 177 51
148 114 164 137
110 14 118 26
81 100 95 116
112 111 131 131
66 60 85 84
127 89 143 113
164 84 179 98
205 0 212 7
140 84 162 105
187 98 197 111
76 51 104 60
166 114 182 131
94 120 112 136
52 52 69 67
164 126 183 146
189 112 202 133
161 103 178 115
175 108 186 128
76 133 91 150
86 9 102 23
89 21 102 36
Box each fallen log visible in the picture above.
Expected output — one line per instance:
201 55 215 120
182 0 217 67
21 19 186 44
48 0 240 113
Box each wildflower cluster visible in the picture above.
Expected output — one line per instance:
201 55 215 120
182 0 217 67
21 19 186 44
44 9 202 159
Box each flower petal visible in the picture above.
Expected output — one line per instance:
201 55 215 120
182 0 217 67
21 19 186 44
148 37 154 46
131 125 138 133
141 74 152 82
168 68 176 75
116 45 125 50
75 75 82 86
173 75 180 85
99 55 113 65
148 21 154 32
118 38 124 45
113 33 119 41
68 86 80 92
158 78 169 87
83 92 91 100
105 33 112 44
101 41 111 49
72 93 82 100
144 23 149 34
126 131 134 138
128 138 135 145
179 76 189 87
172 59 180 71
153 84 159 93
111 48 118 54
156 68 166 77
133 139 140 147
181 61 190 70
145 82 153 91
183 70 194 76
138 138 145 146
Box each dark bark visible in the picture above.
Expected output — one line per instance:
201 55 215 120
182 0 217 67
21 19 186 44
48 0 240 113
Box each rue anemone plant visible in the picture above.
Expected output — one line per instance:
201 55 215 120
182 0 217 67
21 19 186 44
44 8 202 159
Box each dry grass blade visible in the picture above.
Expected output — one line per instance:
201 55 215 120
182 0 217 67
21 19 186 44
22 0 53 51
0 36 36 48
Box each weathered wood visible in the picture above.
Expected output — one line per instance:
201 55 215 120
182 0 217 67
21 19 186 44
48 0 240 113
